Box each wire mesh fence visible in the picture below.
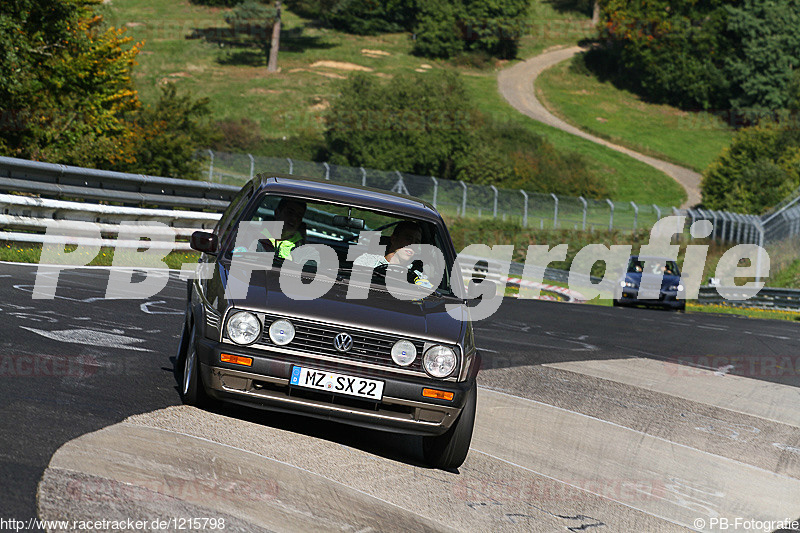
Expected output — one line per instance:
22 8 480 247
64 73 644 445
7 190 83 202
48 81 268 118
198 150 687 234
198 150 800 249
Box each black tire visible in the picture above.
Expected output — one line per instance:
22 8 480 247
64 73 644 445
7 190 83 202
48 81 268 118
177 326 209 407
423 381 477 470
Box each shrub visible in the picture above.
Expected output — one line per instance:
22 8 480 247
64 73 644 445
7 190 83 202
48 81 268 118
702 123 800 213
411 0 464 59
119 84 220 179
211 118 264 152
324 71 604 197
325 71 474 179
321 0 418 35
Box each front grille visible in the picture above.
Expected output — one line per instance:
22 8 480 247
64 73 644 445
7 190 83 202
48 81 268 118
206 307 221 331
259 315 425 372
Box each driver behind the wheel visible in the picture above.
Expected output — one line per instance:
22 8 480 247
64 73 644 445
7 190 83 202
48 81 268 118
257 197 307 260
353 221 432 288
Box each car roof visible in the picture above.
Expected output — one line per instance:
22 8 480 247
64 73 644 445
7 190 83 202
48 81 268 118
630 255 677 262
252 174 442 222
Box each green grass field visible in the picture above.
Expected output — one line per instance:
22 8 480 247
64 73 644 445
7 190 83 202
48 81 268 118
536 58 735 173
105 0 688 206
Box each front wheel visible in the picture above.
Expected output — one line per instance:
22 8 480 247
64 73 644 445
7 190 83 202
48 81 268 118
177 326 209 407
423 381 477 470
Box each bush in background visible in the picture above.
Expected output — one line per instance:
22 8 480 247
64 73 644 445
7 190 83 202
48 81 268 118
702 122 800 213
593 0 800 113
285 0 528 59
120 85 220 179
324 71 607 198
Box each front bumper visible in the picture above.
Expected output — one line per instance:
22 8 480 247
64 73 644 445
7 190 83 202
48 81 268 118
196 337 470 436
618 288 685 309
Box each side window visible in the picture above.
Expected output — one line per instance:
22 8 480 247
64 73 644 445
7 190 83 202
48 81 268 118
214 184 253 251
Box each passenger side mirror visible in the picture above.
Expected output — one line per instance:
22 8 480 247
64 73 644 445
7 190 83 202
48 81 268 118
190 231 218 254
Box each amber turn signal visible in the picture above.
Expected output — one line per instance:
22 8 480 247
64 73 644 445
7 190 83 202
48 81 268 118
422 388 454 401
221 353 253 367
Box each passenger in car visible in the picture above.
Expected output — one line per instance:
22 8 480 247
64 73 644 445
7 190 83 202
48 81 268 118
353 220 422 268
258 198 307 260
354 221 433 289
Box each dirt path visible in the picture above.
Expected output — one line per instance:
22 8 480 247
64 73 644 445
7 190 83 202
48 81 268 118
498 45 702 208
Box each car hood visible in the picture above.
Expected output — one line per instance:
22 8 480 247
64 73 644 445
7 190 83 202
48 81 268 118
224 267 466 344
625 272 682 289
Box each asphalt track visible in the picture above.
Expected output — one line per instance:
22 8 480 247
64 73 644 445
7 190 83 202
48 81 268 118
1 262 799 531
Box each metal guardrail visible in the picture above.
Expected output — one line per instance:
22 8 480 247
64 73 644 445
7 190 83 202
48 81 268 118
1 156 798 310
0 156 238 210
697 286 800 311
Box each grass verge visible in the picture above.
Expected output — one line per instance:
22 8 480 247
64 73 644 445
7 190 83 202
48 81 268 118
536 57 734 173
0 242 200 271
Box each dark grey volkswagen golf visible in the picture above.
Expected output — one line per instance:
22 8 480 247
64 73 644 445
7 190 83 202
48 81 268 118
176 174 480 469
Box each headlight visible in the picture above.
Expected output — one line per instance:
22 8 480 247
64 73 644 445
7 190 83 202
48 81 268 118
423 345 457 378
226 311 261 345
668 284 684 291
623 281 638 288
269 319 295 346
391 340 417 367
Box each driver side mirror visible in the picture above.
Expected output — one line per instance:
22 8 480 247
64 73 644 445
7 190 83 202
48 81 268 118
190 231 218 254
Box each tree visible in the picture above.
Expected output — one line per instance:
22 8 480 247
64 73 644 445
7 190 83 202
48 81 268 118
1 0 221 177
225 0 279 67
0 0 142 167
322 0 418 35
702 123 800 213
412 0 463 59
724 0 800 112
595 0 800 113
267 1 281 72
461 0 529 59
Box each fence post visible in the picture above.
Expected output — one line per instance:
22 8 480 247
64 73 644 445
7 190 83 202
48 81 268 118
756 222 765 283
393 170 410 195
520 190 528 227
630 201 638 232
551 193 559 229
248 153 255 180
287 158 293 175
460 181 467 217
430 176 438 208
652 204 661 221
672 207 681 241
323 162 330 180
360 167 366 187
490 185 498 218
579 196 587 230
606 199 614 230
207 149 214 181
735 213 744 242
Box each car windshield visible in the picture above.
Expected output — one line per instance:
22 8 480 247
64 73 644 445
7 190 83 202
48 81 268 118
627 258 680 276
227 194 455 295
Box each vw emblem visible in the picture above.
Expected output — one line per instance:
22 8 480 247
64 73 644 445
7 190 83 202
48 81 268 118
333 332 353 352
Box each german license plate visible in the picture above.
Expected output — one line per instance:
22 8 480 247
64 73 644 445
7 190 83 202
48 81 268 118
290 366 384 401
